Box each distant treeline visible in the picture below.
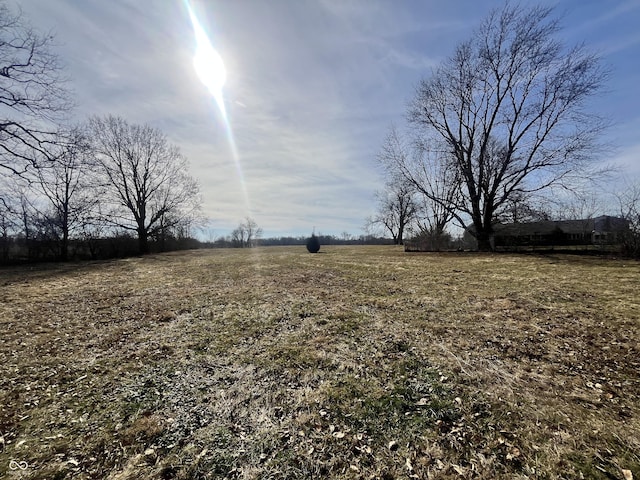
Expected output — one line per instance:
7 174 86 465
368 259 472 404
205 234 394 249
0 233 394 265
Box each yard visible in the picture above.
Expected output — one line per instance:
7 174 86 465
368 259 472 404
1 246 638 479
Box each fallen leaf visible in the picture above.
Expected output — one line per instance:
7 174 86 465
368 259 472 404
506 446 521 460
622 469 633 480
405 457 413 471
196 448 208 460
453 464 466 475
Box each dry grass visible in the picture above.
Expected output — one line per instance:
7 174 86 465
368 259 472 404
0 246 638 479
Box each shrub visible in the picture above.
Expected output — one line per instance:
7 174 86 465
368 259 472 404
306 234 320 253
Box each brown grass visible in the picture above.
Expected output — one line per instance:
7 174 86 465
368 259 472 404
0 246 638 479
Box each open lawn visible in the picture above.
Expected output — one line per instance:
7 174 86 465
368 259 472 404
1 246 639 479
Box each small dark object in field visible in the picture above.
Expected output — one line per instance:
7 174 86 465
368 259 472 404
306 234 320 253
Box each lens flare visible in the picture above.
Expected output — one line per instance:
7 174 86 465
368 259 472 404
187 5 226 116
185 1 250 212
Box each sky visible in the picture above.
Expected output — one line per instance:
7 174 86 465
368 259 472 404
19 0 640 239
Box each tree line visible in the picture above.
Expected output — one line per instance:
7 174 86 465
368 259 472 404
368 2 640 256
209 231 392 249
0 3 201 263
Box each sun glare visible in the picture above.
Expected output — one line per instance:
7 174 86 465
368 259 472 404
185 1 251 213
187 3 227 116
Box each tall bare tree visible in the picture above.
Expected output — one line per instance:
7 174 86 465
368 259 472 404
377 127 456 246
30 127 98 260
370 177 418 245
0 2 70 175
404 3 606 251
89 115 201 255
0 178 40 259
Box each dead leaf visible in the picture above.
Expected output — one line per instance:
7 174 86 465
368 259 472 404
196 448 207 460
405 457 413 471
453 464 467 475
622 469 633 480
506 446 521 460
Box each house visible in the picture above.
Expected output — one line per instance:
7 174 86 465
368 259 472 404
492 215 629 249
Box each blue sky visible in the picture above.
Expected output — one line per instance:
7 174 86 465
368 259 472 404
20 0 640 239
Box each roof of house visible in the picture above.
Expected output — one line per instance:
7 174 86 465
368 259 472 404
494 216 629 237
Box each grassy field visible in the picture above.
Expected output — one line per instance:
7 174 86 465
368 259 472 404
0 246 638 479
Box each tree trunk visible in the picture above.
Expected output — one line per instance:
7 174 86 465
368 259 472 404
60 234 68 261
1 230 8 262
475 228 493 252
138 229 150 255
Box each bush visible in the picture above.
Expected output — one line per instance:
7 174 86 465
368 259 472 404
306 234 320 253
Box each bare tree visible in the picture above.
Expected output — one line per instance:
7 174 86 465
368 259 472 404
0 2 70 175
243 217 262 247
89 115 201 255
405 3 607 251
617 182 640 257
369 176 418 245
231 217 262 248
0 177 22 259
230 226 245 247
2 179 41 259
497 191 551 224
406 137 460 237
29 127 98 260
377 127 456 246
